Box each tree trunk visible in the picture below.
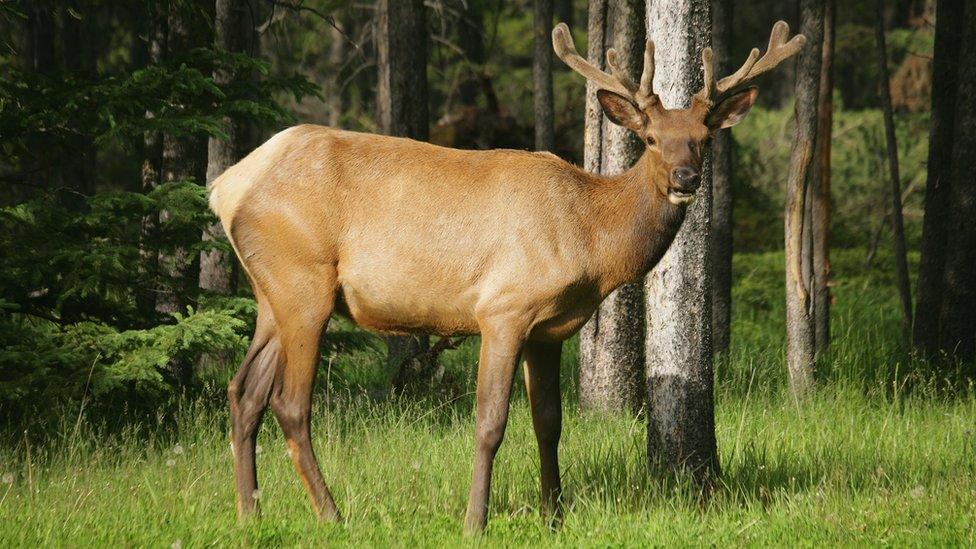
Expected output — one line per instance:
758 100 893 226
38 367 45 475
376 0 433 390
577 0 646 414
157 5 208 317
200 0 249 294
875 0 914 344
914 0 963 356
377 0 429 140
937 3 976 362
709 0 733 355
138 3 167 320
326 19 347 127
533 0 555 152
22 0 55 73
783 0 823 399
21 0 56 195
811 0 834 356
556 0 574 28
457 1 486 106
644 0 719 481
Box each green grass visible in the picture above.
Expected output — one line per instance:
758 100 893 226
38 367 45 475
1 250 974 546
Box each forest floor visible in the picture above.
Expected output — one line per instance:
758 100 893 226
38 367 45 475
1 250 974 547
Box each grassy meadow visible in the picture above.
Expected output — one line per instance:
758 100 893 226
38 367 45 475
1 249 974 546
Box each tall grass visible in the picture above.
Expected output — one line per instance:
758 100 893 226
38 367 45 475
0 250 973 546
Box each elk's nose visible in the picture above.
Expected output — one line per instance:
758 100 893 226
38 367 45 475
670 167 701 192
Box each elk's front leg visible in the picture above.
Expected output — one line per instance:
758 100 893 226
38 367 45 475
523 340 563 526
463 321 526 535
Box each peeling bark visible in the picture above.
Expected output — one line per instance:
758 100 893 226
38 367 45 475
784 0 824 398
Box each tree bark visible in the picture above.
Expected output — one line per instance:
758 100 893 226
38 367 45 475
377 0 429 140
556 0 574 28
376 0 433 389
138 3 168 320
326 20 347 128
709 0 733 355
158 4 208 316
200 0 249 294
875 0 914 344
937 3 976 362
457 1 486 106
577 0 646 415
533 0 555 152
914 0 963 356
644 0 719 481
811 0 834 356
783 0 823 399
22 0 55 73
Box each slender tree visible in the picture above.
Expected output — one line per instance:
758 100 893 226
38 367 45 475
376 0 433 388
200 0 250 294
783 0 824 398
811 0 834 355
710 0 733 355
875 0 913 343
577 0 646 414
533 0 555 152
644 0 718 480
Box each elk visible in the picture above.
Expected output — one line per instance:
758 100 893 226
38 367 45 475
209 21 804 533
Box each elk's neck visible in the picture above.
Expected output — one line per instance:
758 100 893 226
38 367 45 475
586 151 687 297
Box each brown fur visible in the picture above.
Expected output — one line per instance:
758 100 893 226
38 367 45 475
212 20 799 533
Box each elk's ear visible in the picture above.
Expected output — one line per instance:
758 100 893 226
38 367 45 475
597 90 645 132
707 87 759 130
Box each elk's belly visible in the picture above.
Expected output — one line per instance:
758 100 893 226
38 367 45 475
336 269 482 336
336 267 600 342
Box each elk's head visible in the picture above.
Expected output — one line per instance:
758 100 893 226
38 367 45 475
553 22 805 205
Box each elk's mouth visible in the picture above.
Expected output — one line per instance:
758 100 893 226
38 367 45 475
667 188 696 205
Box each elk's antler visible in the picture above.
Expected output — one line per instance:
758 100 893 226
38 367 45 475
696 20 806 105
552 23 658 109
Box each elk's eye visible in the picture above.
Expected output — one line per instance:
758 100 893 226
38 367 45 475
645 136 656 146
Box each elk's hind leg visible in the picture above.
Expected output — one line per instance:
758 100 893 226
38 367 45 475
229 298 279 519
268 276 341 522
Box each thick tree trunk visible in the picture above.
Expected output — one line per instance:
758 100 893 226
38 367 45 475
875 0 914 344
644 0 718 481
376 0 433 390
811 0 834 356
914 0 963 356
709 0 733 355
377 0 429 140
938 4 976 362
533 0 555 152
783 0 823 399
577 0 646 414
200 0 249 294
